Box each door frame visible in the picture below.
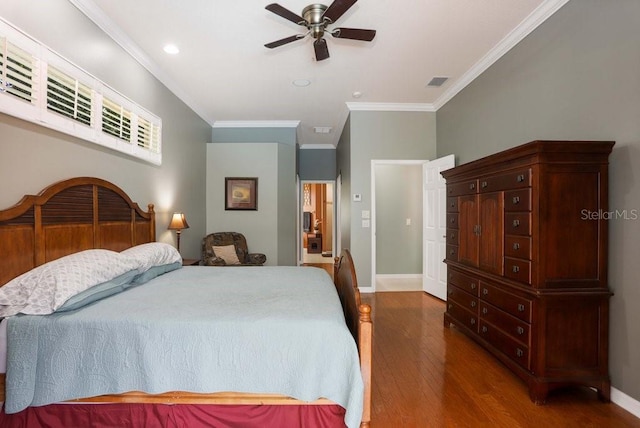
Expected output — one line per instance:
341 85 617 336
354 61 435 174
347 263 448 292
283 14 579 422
298 179 337 265
371 159 427 293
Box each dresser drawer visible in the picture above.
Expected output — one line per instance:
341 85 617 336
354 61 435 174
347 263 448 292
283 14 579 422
446 245 459 262
447 180 478 196
446 229 459 245
448 284 479 312
479 320 531 370
505 189 531 211
479 302 530 346
448 268 479 296
447 197 459 212
447 213 459 229
447 301 479 333
504 257 532 284
478 169 531 193
480 282 532 322
505 213 531 236
505 236 532 259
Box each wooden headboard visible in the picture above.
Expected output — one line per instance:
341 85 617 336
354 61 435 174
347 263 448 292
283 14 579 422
0 177 155 286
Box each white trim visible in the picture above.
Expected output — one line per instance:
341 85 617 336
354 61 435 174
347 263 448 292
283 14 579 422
68 0 211 125
358 286 374 294
299 144 336 149
376 274 422 280
611 387 640 419
347 102 436 112
433 0 571 110
212 120 301 128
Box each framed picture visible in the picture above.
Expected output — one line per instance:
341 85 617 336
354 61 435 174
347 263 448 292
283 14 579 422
225 177 258 210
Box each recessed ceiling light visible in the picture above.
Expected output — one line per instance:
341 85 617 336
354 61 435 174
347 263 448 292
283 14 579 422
292 79 311 87
163 44 180 55
314 126 332 134
352 91 363 98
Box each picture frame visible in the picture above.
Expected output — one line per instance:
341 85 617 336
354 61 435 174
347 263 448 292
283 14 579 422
225 177 258 211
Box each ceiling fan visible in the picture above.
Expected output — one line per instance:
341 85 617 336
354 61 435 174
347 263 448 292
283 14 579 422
264 1 376 61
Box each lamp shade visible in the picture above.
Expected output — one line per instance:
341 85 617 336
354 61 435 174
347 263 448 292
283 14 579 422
168 212 189 231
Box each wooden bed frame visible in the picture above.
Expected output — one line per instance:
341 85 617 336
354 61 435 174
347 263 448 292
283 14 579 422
0 177 372 428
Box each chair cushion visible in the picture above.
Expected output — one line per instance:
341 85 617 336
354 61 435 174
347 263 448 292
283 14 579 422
213 245 241 265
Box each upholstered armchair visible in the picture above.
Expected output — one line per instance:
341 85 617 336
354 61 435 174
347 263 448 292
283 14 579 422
202 232 266 266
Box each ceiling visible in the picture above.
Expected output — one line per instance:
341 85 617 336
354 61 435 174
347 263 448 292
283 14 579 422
70 0 569 147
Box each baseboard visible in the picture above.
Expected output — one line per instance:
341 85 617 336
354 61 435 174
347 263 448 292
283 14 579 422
611 386 640 419
376 274 422 280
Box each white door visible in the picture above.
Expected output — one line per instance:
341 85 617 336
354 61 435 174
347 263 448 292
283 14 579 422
423 155 455 300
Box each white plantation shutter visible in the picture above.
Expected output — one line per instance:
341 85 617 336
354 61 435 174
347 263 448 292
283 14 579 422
102 97 132 142
0 37 37 104
47 65 93 126
0 17 162 165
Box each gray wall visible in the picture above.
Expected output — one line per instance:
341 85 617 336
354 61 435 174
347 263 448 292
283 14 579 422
298 148 337 181
436 0 640 403
0 0 211 260
209 126 298 266
339 110 437 287
375 164 423 274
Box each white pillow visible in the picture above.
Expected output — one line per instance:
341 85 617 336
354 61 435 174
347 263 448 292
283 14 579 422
120 242 182 272
213 245 241 265
0 249 139 317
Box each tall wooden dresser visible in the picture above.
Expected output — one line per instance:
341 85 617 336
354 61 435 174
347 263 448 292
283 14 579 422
441 140 614 404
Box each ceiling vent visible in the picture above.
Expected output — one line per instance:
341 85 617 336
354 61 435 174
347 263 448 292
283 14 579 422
427 77 449 87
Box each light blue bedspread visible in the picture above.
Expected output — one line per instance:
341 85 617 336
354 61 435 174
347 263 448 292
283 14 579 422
6 266 364 428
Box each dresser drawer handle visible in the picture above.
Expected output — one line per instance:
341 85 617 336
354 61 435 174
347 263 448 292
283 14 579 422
450 217 456 224
450 202 455 208
470 282 476 290
448 304 453 310
481 326 488 333
450 233 456 239
481 181 488 188
470 301 476 308
469 183 476 190
517 303 525 312
512 219 520 227
449 249 455 256
512 196 520 204
516 348 524 358
517 326 525 335
482 288 488 296
470 318 476 325
482 307 488 315
513 242 520 250
512 265 520 273
517 174 525 183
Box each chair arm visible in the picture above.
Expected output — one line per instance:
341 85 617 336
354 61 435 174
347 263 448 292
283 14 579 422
203 256 226 266
247 253 266 265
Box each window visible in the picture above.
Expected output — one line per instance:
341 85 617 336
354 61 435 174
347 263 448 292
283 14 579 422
47 65 93 126
0 36 36 104
0 18 162 165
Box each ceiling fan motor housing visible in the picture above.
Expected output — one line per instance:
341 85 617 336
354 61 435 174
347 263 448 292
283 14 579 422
303 3 328 39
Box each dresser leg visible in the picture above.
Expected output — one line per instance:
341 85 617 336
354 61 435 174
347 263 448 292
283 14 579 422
528 379 549 405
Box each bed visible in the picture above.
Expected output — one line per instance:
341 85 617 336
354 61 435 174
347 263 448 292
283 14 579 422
0 177 372 428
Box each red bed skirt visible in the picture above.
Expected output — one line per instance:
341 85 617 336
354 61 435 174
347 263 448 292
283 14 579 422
0 403 348 428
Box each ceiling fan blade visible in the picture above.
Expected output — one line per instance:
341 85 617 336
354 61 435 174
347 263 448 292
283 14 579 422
265 3 306 25
314 38 330 61
322 0 358 23
265 34 305 49
332 27 376 42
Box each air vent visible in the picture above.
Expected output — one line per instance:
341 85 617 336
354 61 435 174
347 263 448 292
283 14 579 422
427 77 449 87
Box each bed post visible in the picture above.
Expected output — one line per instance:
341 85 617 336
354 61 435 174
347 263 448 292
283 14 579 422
334 250 372 428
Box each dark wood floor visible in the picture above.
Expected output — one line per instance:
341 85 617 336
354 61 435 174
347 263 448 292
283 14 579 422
303 262 639 426
360 291 640 428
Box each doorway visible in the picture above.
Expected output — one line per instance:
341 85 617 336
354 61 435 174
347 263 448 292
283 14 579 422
300 181 335 265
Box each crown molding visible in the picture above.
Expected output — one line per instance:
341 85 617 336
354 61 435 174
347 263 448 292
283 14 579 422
68 0 212 125
212 120 301 128
433 0 571 110
346 102 436 112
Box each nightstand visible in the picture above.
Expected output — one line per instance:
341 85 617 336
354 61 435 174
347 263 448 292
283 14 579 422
182 258 201 266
